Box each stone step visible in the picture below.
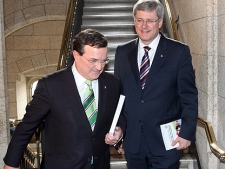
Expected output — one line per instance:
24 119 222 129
83 6 133 15
82 15 134 26
81 24 136 36
84 1 136 8
106 34 137 48
85 0 136 2
24 144 199 169
110 153 198 169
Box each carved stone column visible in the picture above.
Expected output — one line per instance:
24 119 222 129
0 0 9 167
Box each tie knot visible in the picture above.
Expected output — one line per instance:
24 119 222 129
144 46 150 53
85 80 92 89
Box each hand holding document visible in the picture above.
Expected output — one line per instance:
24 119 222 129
160 119 182 150
109 95 125 136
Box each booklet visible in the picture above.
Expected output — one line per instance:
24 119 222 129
109 95 125 136
160 119 182 150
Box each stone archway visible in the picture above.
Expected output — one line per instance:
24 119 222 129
6 20 65 118
4 0 70 119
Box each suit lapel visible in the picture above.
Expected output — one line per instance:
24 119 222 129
144 33 167 89
62 65 92 133
93 74 107 133
128 39 142 90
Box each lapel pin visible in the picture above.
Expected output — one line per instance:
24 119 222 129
161 55 163 57
104 86 107 89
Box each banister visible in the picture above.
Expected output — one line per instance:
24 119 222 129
197 116 225 163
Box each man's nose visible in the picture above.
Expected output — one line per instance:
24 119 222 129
95 62 105 70
142 21 148 27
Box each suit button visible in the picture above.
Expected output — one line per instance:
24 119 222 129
141 100 145 103
92 137 96 141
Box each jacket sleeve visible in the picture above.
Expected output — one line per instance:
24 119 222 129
4 79 50 167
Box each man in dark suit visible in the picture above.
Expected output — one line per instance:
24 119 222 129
114 0 198 168
3 29 126 169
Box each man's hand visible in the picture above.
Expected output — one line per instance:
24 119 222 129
3 164 19 169
117 142 124 154
105 126 123 145
171 136 191 150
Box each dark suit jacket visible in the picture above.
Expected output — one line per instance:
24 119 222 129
4 65 126 169
114 33 198 156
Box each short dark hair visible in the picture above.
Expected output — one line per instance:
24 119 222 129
73 29 108 56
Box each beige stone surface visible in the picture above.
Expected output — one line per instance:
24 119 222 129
33 20 65 35
45 49 60 65
193 54 208 93
17 57 34 72
23 5 46 20
177 0 192 23
51 0 70 4
8 89 16 103
4 10 26 31
5 36 14 51
30 53 47 68
218 15 225 56
45 4 67 16
50 35 62 49
218 57 225 98
218 0 225 16
8 102 17 118
189 19 207 55
14 35 50 50
7 62 20 75
6 50 45 64
192 0 207 19
11 25 34 36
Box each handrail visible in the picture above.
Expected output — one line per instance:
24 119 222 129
57 0 84 70
164 0 180 41
163 0 225 164
57 0 76 70
197 116 225 163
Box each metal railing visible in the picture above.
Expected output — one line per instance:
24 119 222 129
198 116 225 163
57 0 84 70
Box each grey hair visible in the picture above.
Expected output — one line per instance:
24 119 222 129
133 0 164 19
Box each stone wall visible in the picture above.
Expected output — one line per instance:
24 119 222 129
3 0 69 119
6 20 65 118
171 0 225 168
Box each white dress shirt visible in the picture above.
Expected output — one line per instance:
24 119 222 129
71 63 99 108
137 33 161 70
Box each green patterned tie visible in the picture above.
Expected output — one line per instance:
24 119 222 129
83 80 98 131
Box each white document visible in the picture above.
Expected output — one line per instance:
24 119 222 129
109 95 125 136
160 119 182 150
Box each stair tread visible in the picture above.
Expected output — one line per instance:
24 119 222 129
82 24 134 27
83 15 133 18
84 6 133 9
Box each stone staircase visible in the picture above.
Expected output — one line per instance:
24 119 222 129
81 0 137 72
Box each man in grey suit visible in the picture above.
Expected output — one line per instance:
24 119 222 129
114 0 198 168
3 29 126 169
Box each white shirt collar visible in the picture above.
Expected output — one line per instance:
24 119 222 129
138 33 161 50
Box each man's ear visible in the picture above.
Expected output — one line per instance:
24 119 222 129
73 50 79 61
159 18 163 29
